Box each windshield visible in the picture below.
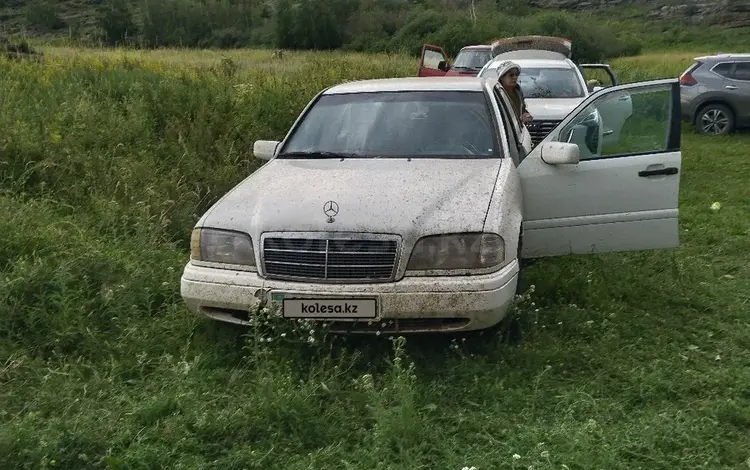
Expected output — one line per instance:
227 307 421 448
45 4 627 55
452 49 492 70
279 91 499 159
480 66 585 98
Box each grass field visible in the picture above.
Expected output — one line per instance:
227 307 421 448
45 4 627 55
1 46 750 469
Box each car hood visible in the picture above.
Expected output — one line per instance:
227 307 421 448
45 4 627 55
200 157 502 240
525 97 584 121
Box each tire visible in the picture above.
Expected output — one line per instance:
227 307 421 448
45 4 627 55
695 104 734 136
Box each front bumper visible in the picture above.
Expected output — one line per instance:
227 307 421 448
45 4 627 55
180 260 520 333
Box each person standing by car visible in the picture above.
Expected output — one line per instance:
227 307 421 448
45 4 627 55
495 61 533 125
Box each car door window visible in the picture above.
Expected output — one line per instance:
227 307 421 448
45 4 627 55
494 85 523 131
731 62 750 81
711 62 734 78
423 49 445 69
557 85 673 160
492 85 524 164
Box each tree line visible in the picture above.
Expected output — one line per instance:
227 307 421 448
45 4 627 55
24 0 643 62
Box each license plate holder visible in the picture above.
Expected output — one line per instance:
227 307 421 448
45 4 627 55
282 297 377 319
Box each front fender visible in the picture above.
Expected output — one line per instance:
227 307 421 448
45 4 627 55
482 161 523 265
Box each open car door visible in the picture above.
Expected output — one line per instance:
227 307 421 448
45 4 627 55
579 63 620 89
492 84 533 155
418 44 449 77
490 36 572 59
517 78 681 258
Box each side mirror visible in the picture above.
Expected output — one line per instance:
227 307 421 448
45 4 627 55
253 140 280 160
540 141 580 165
437 60 449 71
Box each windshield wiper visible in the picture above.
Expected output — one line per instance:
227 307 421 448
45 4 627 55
276 151 360 159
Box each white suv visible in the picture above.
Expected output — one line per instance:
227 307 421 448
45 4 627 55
478 39 621 148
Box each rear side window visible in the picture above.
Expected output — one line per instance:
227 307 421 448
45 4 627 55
732 62 750 81
682 61 701 76
711 62 734 77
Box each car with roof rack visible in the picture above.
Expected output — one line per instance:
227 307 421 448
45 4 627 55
478 37 623 148
678 52 750 135
181 75 683 335
420 36 622 148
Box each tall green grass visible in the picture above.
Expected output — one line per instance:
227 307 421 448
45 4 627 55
1 48 749 469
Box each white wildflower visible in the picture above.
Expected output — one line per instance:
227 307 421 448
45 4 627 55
513 454 521 460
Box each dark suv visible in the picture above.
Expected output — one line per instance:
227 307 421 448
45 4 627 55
680 53 750 136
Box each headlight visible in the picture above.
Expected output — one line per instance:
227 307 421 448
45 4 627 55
190 227 256 266
406 233 505 274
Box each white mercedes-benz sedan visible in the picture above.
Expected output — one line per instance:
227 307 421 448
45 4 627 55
180 76 682 334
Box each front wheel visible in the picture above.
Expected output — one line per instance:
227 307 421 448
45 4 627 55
696 104 734 136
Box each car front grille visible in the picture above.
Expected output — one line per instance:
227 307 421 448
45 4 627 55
262 235 399 282
528 119 561 146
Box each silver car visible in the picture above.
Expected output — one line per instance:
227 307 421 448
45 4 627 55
478 49 620 148
679 53 750 135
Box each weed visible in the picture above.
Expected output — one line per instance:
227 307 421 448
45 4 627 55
0 47 749 469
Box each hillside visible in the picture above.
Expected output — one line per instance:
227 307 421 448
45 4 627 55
530 0 750 29
1 0 749 59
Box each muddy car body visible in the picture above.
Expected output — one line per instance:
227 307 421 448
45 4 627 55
181 76 683 334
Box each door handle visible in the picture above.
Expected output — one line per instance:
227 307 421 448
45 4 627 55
639 167 679 177
603 129 614 136
726 85 738 90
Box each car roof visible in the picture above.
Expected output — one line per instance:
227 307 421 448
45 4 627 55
695 53 750 62
323 77 487 95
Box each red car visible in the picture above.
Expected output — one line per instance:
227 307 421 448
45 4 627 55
418 36 574 77
417 44 493 77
